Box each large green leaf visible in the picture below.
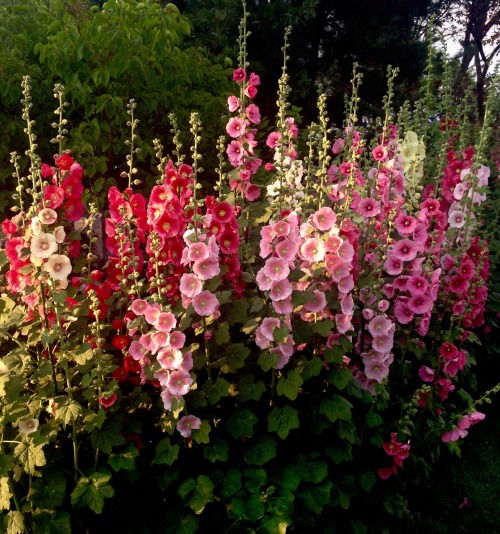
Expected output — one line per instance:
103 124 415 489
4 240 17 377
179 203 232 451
178 475 214 515
268 405 300 439
70 471 115 514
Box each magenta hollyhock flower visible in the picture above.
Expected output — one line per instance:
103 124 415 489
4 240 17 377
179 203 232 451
372 145 388 161
406 276 428 295
377 465 398 480
394 298 414 324
227 140 245 166
357 197 381 218
226 116 247 138
418 365 435 382
257 317 281 343
394 214 417 235
192 290 219 316
167 370 193 396
384 256 403 276
435 377 455 401
262 257 290 282
65 199 85 222
244 183 261 201
232 67 246 82
269 279 293 301
227 95 240 112
155 312 176 333
177 415 202 438
442 428 468 443
246 103 261 124
311 206 337 231
458 257 476 279
44 185 65 210
449 275 470 294
389 239 420 262
212 201 235 224
219 230 240 255
407 293 433 314
192 258 220 280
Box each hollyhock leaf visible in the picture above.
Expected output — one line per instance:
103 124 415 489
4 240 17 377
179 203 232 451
29 470 66 509
212 344 249 373
7 511 25 534
237 375 266 402
41 329 59 349
244 467 267 493
320 395 353 423
268 405 300 439
214 322 230 345
178 475 214 515
108 443 139 472
273 326 289 343
70 471 115 514
359 470 376 493
250 298 265 313
296 356 324 381
296 454 328 484
83 410 106 432
153 437 180 466
226 407 258 439
53 290 67 305
326 442 353 464
0 455 10 477
203 438 229 463
297 481 333 514
312 320 335 337
1 477 12 509
244 435 277 466
276 370 303 401
90 418 126 455
32 510 71 534
55 399 83 427
226 299 250 325
329 367 352 390
221 469 242 499
241 317 260 335
366 412 384 428
203 376 230 405
192 420 211 444
258 350 280 372
71 343 94 365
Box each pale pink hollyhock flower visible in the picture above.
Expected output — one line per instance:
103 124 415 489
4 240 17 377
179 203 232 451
378 300 390 312
193 258 220 280
331 137 345 154
275 239 298 262
260 239 274 259
363 308 375 321
155 312 176 332
442 427 468 442
394 298 414 324
300 238 325 262
272 298 293 314
273 220 291 237
167 370 193 396
304 290 327 313
192 290 219 316
338 275 354 293
160 388 176 410
406 276 428 294
139 333 155 352
389 239 420 262
418 365 435 382
338 240 354 263
336 313 353 334
177 415 202 438
168 331 186 350
394 214 417 235
448 210 466 228
44 254 72 280
325 234 342 253
261 225 277 243
326 256 350 281
31 216 42 235
453 182 467 201
256 317 281 347
299 222 315 238
54 226 66 244
407 293 433 314
468 411 486 424
19 418 39 435
130 299 149 315
269 279 293 301
246 103 261 124
157 347 183 370
256 269 273 291
151 331 170 353
187 242 209 262
357 197 381 218
38 208 58 225
263 257 290 281
341 293 354 315
180 351 194 372
179 273 203 298
129 340 149 360
227 140 245 166
31 232 58 259
368 315 392 337
364 358 390 382
312 207 336 231
372 334 394 353
226 116 247 138
145 306 160 325
227 95 240 112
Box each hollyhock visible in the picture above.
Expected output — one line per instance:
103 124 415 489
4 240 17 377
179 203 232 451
99 393 117 408
406 276 428 295
168 331 186 350
227 95 240 112
303 290 327 313
18 418 39 435
167 370 193 396
232 67 246 82
434 377 455 401
407 293 433 314
394 214 417 235
372 335 394 353
269 279 293 301
338 275 355 293
179 273 203 298
449 275 470 294
30 232 58 259
389 239 420 262
64 199 85 221
372 145 388 161
245 103 261 124
394 298 414 324
382 433 410 466
38 208 58 225
219 230 240 254
192 290 219 316
192 258 220 280
383 256 403 276
262 257 290 281
129 340 149 360
227 140 245 166
155 312 176 332
419 366 435 382
367 315 392 337
43 185 65 209
144 306 161 325
244 183 261 201
448 209 466 228
226 116 247 138
157 347 183 370
275 238 298 262
44 254 72 281
312 207 336 231
300 238 325 262
177 415 201 438
364 358 390 382
130 299 149 315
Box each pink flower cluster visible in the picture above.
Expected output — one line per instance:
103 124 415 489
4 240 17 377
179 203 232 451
441 411 485 442
377 432 410 479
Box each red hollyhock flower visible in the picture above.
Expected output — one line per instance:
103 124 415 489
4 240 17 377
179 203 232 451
112 335 130 351
55 153 74 171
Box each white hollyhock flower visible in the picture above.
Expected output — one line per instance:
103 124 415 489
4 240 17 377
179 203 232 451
44 254 72 281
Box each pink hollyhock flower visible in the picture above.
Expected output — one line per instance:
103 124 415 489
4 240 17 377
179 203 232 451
407 293 433 314
338 275 354 293
99 393 117 408
275 238 298 262
227 95 240 112
372 145 388 161
169 331 186 350
44 185 65 209
341 293 354 315
44 254 72 281
394 214 417 235
394 298 414 324
311 207 336 231
418 365 435 382
331 137 345 154
266 131 281 148
245 84 257 99
167 370 193 396
187 242 209 263
193 258 220 280
256 269 273 291
244 183 261 201
303 290 327 313
448 210 466 228
382 433 410 466
155 312 176 332
274 220 291 237
368 315 392 337
269 279 293 301
357 197 381 218
157 347 183 370
300 238 325 262
130 299 149 315
263 257 290 281
192 290 219 316
151 331 170 353
232 67 246 82
417 314 431 336
442 428 468 442
336 313 353 334
364 358 390 382
389 239 420 262
372 335 394 353
177 415 202 438
468 411 486 424
458 257 475 279
145 306 161 325
31 232 58 259
212 201 235 224
129 340 149 360
449 275 470 294
434 377 455 401
179 273 203 298
326 257 350 282
257 317 281 343
246 103 261 124
273 297 293 314
227 141 245 166
61 176 84 200
226 116 247 138
384 256 403 276
41 163 55 177
406 276 428 294
377 465 398 480
338 240 354 263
